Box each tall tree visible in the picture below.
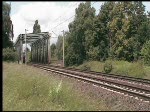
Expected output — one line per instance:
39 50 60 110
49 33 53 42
65 2 96 66
56 35 63 60
57 1 150 66
91 2 115 61
3 2 14 48
107 2 149 61
51 43 56 58
33 20 41 33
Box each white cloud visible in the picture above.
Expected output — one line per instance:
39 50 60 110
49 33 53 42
11 2 81 45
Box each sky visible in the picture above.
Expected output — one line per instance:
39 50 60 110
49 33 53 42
7 1 150 46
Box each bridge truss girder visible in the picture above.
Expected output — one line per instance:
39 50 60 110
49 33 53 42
14 32 51 64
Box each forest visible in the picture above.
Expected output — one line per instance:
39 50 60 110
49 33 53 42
50 1 150 66
3 1 150 66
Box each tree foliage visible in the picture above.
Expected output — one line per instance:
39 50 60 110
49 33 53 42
141 40 150 65
65 2 96 66
51 43 56 58
33 20 41 34
56 35 63 60
3 48 19 62
3 2 14 48
55 1 150 66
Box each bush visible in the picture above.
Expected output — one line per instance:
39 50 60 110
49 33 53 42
80 64 91 71
112 60 130 76
103 60 113 73
3 48 19 62
128 61 146 78
27 51 31 62
112 60 146 78
141 40 150 66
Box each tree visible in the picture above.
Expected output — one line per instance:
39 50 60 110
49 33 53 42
56 35 63 60
57 1 150 66
65 2 96 66
106 2 149 61
141 40 150 65
3 2 14 48
51 43 56 58
33 20 41 33
91 2 115 61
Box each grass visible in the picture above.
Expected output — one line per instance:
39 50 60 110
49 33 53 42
3 62 108 111
74 60 150 79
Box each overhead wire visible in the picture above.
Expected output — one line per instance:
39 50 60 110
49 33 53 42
49 2 80 34
50 1 97 32
52 2 79 23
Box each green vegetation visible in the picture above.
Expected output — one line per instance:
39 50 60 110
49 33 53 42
3 62 108 111
80 64 91 71
51 43 56 58
3 48 18 62
53 2 150 68
3 2 14 48
51 1 150 79
75 60 150 79
33 20 41 34
141 40 150 65
103 60 113 73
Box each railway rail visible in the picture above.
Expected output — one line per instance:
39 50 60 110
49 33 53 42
47 64 150 85
28 63 150 102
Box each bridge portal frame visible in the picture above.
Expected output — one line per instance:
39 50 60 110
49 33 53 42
14 32 51 64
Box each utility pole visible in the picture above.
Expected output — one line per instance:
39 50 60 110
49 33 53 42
61 30 65 67
25 29 28 65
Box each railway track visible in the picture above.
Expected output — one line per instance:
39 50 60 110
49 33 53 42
29 63 150 102
47 64 150 85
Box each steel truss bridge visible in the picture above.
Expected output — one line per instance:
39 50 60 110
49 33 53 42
14 32 51 64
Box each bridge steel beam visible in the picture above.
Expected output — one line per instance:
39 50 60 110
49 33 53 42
31 44 32 61
48 36 51 64
39 40 41 63
28 33 51 64
40 39 43 63
36 41 38 63
44 39 46 64
40 39 42 63
42 39 44 63
34 43 35 62
32 44 33 62
46 38 48 64
37 41 39 63
20 39 23 64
